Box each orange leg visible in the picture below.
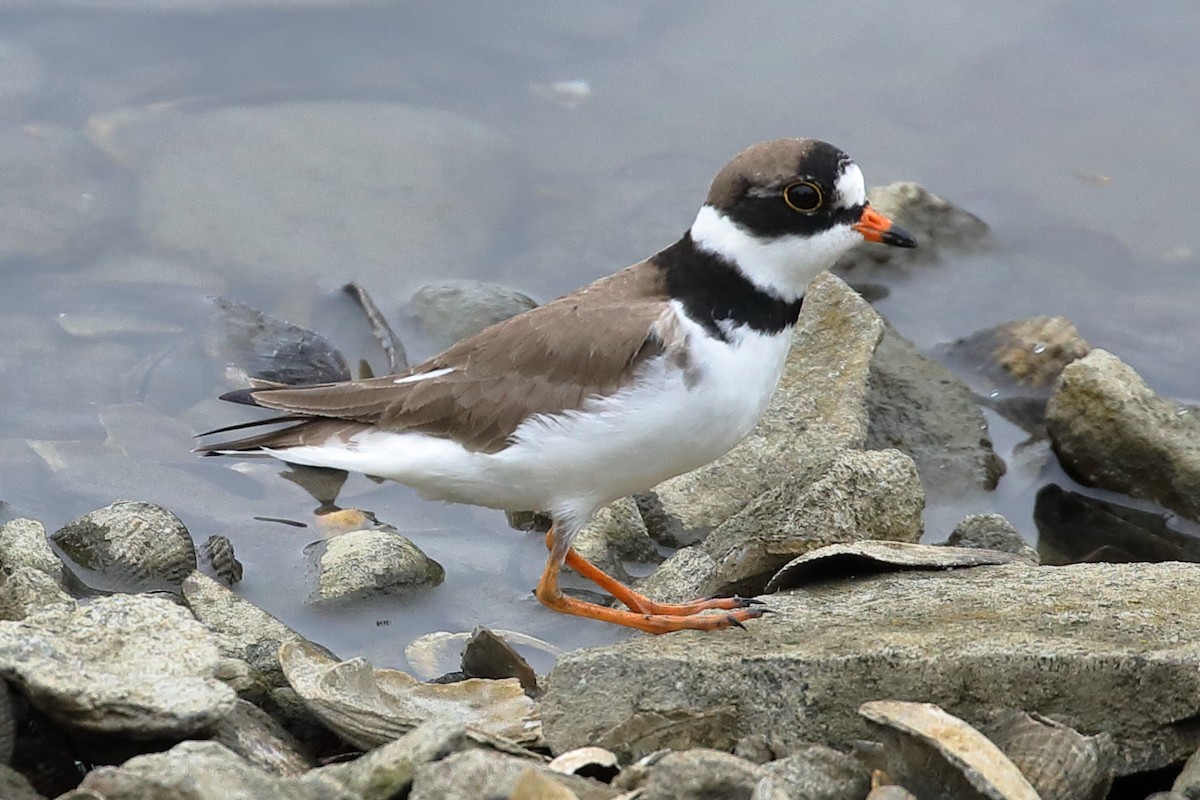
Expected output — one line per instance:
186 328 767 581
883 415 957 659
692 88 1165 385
536 530 768 633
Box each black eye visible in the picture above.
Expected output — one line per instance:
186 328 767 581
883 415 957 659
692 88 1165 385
784 180 823 214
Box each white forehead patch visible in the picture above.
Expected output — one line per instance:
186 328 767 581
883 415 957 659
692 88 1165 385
834 162 866 208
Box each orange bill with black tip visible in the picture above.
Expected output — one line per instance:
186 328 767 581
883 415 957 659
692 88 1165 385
853 205 917 248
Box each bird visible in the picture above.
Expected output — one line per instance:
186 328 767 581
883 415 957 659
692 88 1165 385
196 138 916 634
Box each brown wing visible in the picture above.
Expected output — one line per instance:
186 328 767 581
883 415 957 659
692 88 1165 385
223 262 677 454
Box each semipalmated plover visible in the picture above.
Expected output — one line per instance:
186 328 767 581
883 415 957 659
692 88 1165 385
198 138 916 633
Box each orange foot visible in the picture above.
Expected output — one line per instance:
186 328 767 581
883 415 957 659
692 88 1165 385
537 530 770 634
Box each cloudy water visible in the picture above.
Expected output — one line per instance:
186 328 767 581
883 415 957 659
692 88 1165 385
2 2 1198 667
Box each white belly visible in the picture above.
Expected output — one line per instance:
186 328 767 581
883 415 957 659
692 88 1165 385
269 319 794 521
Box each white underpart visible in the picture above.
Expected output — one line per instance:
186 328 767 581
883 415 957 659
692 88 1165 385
394 367 454 385
265 305 794 542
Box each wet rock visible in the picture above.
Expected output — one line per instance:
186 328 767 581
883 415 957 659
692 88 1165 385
866 325 1006 494
74 740 350 800
834 182 991 274
0 765 42 800
410 749 619 800
942 316 1091 432
764 541 1025 594
946 514 1039 564
279 639 541 749
543 562 1200 774
0 594 235 737
0 519 67 585
613 748 764 800
211 297 352 387
199 535 243 585
0 124 126 265
0 566 73 621
640 448 923 601
405 629 559 683
182 571 310 690
461 627 539 696
860 700 1039 800
308 529 444 604
407 280 539 349
1046 349 1200 521
752 745 871 800
51 500 196 592
212 698 313 777
983 710 1115 800
109 102 517 288
644 272 883 537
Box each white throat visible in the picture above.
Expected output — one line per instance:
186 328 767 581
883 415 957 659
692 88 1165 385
689 205 860 302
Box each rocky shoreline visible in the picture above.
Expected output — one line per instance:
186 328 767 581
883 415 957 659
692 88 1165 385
4 187 1200 799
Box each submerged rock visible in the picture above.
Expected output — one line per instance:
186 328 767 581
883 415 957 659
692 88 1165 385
308 529 444 604
1046 349 1200 522
407 280 539 349
51 500 196 592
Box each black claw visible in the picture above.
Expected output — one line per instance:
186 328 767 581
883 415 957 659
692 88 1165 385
727 615 747 630
740 596 766 606
755 607 777 616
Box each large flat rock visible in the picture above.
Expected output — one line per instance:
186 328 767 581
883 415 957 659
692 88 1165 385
543 562 1200 776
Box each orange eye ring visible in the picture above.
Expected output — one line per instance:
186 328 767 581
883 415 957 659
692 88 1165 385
783 180 824 214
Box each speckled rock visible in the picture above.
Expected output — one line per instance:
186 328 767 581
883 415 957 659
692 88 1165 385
409 749 619 800
752 745 871 800
947 514 1039 564
866 325 1006 495
74 740 352 800
0 518 67 585
639 448 924 601
1046 349 1200 522
0 764 42 800
51 500 196 592
308 529 444 604
571 497 661 584
212 698 313 777
544 562 1200 775
613 748 764 800
182 570 310 690
0 565 72 621
0 594 235 737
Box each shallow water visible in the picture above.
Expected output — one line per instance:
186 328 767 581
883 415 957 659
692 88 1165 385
2 2 1198 668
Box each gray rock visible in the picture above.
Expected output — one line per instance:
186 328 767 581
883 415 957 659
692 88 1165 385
0 764 42 800
1174 742 1200 798
182 570 309 690
644 271 884 538
0 679 12 765
0 566 73 621
313 719 539 800
407 280 539 349
640 448 924 600
942 316 1091 396
308 529 444 604
74 740 353 800
947 514 1039 564
0 594 235 737
543 562 1200 775
199 535 244 586
982 710 1114 800
753 745 871 800
409 748 619 800
212 699 313 777
614 748 764 800
834 182 991 274
112 103 516 288
51 500 196 592
1046 349 1200 522
0 519 66 584
866 325 1006 495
